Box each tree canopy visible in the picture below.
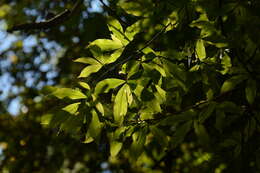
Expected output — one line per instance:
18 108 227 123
0 0 260 172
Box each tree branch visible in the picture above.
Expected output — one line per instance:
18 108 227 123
7 0 84 32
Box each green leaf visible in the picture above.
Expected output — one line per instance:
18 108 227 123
155 85 166 103
88 39 123 51
199 102 216 123
220 53 232 74
103 47 124 64
78 82 90 90
171 121 192 148
85 109 103 143
110 141 123 157
114 84 129 124
125 84 133 105
130 128 147 159
196 39 206 61
41 114 53 126
95 78 125 95
245 79 256 104
52 88 87 100
78 64 102 78
194 121 210 146
220 75 247 94
74 57 100 65
150 126 168 147
62 102 81 114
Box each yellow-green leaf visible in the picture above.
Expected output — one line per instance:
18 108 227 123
220 75 247 94
74 57 100 65
110 141 123 157
196 39 206 61
78 82 90 90
78 64 102 78
114 84 128 124
88 39 123 51
95 78 125 95
62 102 81 114
52 88 87 100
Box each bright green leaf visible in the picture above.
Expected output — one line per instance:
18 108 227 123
78 82 90 90
62 102 81 114
110 141 123 157
88 39 123 51
95 78 125 95
74 57 101 65
196 39 206 61
78 64 102 78
52 88 87 100
114 84 129 124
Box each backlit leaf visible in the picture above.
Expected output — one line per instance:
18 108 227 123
52 88 87 100
95 78 125 95
114 84 128 124
78 64 102 78
220 75 247 94
62 102 81 114
196 39 206 61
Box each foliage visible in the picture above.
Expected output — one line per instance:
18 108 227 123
0 0 260 172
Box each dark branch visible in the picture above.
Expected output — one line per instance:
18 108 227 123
7 0 84 32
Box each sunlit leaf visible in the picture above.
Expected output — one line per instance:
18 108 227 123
78 82 91 90
88 39 123 51
74 57 101 65
52 88 87 100
114 84 129 124
220 75 247 94
62 102 81 114
110 141 123 157
95 78 125 95
196 39 206 61
78 64 102 78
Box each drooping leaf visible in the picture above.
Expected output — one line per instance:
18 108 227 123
85 109 103 143
220 52 232 75
196 39 206 61
113 84 129 124
95 78 125 95
52 88 87 100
